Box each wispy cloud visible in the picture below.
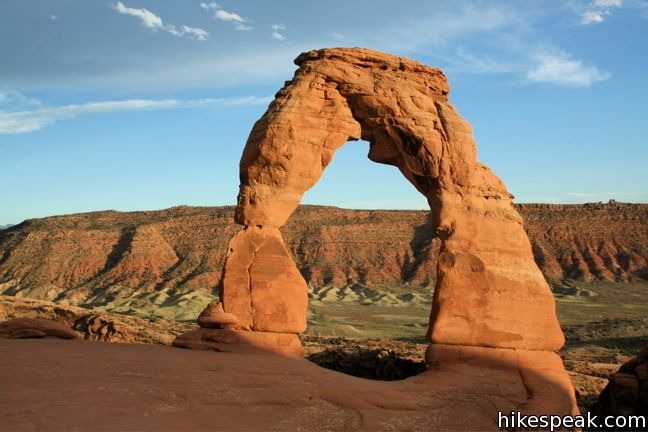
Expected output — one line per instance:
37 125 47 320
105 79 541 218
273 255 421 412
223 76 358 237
49 14 58 21
199 2 219 12
113 1 209 40
449 48 519 74
580 0 623 25
168 25 209 41
201 2 252 31
525 51 610 87
113 1 162 29
581 10 606 24
0 94 271 134
271 24 286 40
594 0 623 8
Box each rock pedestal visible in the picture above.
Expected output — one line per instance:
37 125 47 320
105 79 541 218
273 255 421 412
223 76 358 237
174 47 575 415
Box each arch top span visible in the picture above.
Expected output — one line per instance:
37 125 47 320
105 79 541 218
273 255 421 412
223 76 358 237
236 47 474 229
212 47 564 353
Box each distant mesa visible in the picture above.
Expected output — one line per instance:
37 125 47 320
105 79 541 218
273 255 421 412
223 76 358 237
0 202 645 308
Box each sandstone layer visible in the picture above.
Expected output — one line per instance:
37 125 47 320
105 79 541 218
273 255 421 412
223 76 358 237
0 317 77 340
0 338 577 431
0 203 645 307
217 47 563 351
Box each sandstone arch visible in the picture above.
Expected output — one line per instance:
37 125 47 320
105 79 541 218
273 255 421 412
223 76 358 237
177 48 565 357
216 47 564 352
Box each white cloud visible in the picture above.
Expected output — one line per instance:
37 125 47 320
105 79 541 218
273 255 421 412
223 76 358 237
200 3 252 31
113 1 162 29
199 2 219 12
271 31 286 40
0 95 271 134
580 10 605 24
50 14 58 21
167 25 210 41
271 24 286 40
113 2 209 40
594 0 623 8
580 0 623 25
214 9 252 30
525 51 610 87
215 10 244 23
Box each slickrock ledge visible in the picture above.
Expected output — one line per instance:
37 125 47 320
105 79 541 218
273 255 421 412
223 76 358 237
0 338 577 431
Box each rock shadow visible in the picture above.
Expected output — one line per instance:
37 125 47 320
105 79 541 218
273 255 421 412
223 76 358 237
306 346 427 381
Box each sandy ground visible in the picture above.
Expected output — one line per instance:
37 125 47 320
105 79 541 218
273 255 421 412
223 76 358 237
0 338 576 432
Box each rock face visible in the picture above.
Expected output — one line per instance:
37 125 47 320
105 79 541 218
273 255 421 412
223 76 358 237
196 301 238 328
0 203 646 306
591 345 648 419
0 295 192 345
0 317 77 340
215 47 563 352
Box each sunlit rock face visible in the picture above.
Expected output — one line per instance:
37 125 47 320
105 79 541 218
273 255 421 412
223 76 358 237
220 47 564 352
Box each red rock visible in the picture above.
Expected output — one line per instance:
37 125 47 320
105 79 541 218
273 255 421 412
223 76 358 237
197 301 238 328
172 328 303 357
219 47 564 351
220 227 307 333
426 344 579 416
1 203 646 305
0 317 77 340
10 328 47 338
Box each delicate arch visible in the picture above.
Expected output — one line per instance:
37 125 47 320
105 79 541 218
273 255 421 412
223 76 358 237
220 48 564 351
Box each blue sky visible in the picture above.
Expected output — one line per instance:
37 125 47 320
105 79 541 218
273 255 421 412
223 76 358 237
1 0 647 225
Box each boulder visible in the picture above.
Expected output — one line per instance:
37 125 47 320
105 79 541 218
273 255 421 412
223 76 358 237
197 301 238 329
0 317 77 340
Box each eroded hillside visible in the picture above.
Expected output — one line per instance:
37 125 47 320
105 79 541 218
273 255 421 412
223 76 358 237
0 203 646 306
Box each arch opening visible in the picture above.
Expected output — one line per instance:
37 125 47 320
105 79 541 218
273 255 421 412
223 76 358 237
177 47 565 360
275 138 438 380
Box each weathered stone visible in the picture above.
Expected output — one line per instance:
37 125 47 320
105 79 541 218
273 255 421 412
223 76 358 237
220 227 307 334
217 47 563 351
172 328 303 357
426 344 579 417
10 328 47 339
0 317 77 340
197 301 238 329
